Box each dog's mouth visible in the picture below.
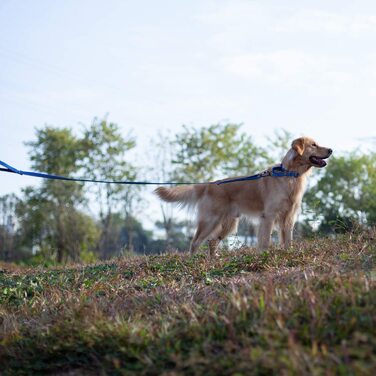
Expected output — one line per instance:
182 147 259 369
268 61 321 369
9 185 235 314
309 156 328 168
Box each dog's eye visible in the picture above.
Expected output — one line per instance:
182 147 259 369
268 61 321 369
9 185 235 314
312 143 317 147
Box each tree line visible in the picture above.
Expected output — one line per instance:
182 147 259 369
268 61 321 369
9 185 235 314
0 117 375 264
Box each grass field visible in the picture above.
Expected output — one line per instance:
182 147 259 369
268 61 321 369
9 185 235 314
0 229 375 375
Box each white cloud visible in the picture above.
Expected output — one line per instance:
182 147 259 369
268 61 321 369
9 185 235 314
196 0 272 53
199 2 376 36
221 50 354 89
274 10 376 35
197 0 266 27
197 2 376 96
197 2 376 57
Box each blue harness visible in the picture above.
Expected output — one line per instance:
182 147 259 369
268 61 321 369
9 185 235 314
0 159 299 185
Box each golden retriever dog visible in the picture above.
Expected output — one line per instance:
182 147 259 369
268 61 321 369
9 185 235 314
155 137 332 255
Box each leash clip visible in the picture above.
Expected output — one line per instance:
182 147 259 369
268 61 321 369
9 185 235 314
260 170 271 177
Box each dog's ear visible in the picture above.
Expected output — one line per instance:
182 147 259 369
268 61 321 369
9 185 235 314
292 138 305 156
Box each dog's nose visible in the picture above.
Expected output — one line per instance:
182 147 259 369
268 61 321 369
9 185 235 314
328 148 333 155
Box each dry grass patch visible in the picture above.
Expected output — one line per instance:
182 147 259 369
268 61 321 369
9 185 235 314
0 230 375 375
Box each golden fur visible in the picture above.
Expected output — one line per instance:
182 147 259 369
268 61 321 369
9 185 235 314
155 137 332 255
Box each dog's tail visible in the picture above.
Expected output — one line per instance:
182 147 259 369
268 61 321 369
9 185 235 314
154 185 205 208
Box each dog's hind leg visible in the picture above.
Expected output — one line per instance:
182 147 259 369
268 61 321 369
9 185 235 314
208 217 239 256
190 218 221 254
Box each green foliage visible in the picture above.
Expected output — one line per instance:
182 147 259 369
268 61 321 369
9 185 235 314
121 214 154 254
17 190 100 263
81 117 137 195
154 219 190 251
81 117 140 257
17 127 94 263
0 194 19 261
26 126 83 175
266 128 295 163
171 123 268 182
305 152 376 232
7 118 147 263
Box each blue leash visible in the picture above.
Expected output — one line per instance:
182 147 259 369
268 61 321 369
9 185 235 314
0 159 194 185
216 165 299 185
0 159 299 186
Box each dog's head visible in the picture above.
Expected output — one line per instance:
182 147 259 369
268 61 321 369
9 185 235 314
284 137 332 171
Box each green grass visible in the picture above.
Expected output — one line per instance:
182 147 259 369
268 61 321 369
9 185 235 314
1 230 375 375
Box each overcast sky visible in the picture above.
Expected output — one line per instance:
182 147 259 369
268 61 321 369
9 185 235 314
1 0 376 203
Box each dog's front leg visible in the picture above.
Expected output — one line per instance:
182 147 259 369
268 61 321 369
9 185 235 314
208 239 220 257
279 211 297 249
257 215 275 252
282 225 294 249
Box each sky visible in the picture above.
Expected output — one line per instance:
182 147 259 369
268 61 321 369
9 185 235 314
1 0 376 221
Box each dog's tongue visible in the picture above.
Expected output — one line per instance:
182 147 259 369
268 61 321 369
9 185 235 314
310 156 327 167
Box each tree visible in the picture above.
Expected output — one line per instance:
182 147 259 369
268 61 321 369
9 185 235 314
171 123 268 182
18 126 98 262
88 212 153 256
147 132 180 249
81 117 139 258
119 214 154 254
0 194 19 261
265 129 295 163
304 152 376 233
154 219 190 252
